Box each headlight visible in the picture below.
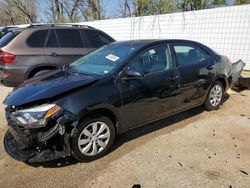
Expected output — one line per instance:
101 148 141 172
11 104 61 128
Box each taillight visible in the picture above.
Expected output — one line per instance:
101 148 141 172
0 51 16 63
226 58 232 65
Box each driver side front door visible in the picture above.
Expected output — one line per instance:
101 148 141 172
118 44 181 130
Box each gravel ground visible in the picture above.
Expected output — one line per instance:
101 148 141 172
0 86 250 188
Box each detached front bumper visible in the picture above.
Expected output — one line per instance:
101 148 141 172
230 60 245 83
4 109 77 163
4 130 35 161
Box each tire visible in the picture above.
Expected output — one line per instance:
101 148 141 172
205 81 224 111
71 116 116 162
33 70 52 78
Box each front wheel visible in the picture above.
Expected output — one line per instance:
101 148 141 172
71 116 115 162
33 70 52 77
205 81 224 111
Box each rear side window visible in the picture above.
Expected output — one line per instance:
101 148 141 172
84 30 114 48
55 29 84 48
27 30 48 47
173 43 209 66
0 31 19 47
46 30 59 47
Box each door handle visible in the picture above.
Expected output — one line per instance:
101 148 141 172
206 65 215 70
167 75 179 81
50 52 59 57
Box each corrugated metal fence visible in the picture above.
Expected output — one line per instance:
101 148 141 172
80 4 250 70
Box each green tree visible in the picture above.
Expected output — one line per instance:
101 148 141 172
43 0 104 23
0 0 37 25
235 0 250 4
180 0 226 11
78 0 105 21
132 0 177 17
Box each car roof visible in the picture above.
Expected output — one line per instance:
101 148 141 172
25 23 95 29
112 39 158 46
1 24 96 32
111 39 203 47
7 27 26 32
6 24 31 28
112 39 214 54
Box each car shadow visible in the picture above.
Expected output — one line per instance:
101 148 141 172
111 93 229 152
232 77 250 92
26 94 230 168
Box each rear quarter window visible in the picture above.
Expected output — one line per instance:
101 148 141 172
27 30 48 48
84 29 114 48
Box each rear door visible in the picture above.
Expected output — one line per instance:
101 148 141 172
44 29 91 66
171 42 216 111
19 29 48 67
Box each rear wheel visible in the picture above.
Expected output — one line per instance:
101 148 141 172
71 116 115 162
205 81 224 110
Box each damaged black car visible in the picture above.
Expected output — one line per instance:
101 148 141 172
3 40 245 162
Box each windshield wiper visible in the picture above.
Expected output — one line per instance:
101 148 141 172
62 64 70 71
61 64 71 76
63 65 85 76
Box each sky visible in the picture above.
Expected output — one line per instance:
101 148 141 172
103 0 121 18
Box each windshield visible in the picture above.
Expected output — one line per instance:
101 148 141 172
70 42 141 76
0 31 18 47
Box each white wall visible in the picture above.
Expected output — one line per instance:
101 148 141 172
80 5 250 70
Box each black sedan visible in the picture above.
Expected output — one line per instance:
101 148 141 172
3 40 245 162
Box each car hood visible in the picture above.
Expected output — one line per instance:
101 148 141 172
4 70 98 106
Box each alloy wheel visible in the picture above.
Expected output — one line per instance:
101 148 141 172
78 121 111 156
209 84 223 107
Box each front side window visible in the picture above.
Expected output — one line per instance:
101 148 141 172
173 43 209 66
55 29 84 48
127 45 172 75
27 30 48 48
84 29 114 48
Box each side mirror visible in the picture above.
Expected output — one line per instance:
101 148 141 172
122 69 143 80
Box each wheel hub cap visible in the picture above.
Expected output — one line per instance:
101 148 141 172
209 84 223 107
78 121 110 156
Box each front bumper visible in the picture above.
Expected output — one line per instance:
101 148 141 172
4 130 35 161
230 60 245 83
4 108 77 163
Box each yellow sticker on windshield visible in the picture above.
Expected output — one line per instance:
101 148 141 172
105 54 120 62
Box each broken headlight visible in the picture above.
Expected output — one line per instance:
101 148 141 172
11 104 61 128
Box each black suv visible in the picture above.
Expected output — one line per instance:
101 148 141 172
0 24 115 87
